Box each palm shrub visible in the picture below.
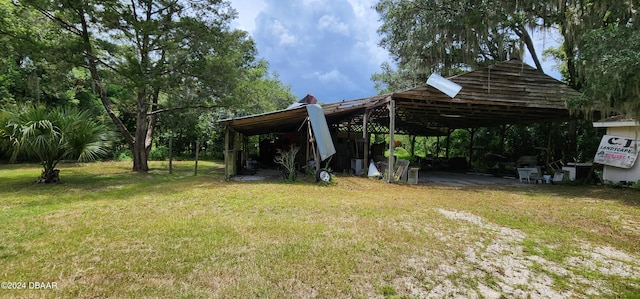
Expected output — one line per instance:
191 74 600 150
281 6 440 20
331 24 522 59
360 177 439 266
1 105 112 182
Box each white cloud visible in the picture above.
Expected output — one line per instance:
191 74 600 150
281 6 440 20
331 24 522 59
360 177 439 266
346 0 388 66
302 0 328 8
306 69 358 89
353 40 388 69
270 20 297 46
228 0 388 102
346 0 374 18
316 69 342 82
318 15 350 36
228 0 267 33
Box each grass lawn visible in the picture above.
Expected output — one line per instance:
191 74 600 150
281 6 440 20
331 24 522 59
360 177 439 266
0 161 639 298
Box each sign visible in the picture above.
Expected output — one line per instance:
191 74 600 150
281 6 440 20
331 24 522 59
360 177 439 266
594 135 639 168
306 104 336 161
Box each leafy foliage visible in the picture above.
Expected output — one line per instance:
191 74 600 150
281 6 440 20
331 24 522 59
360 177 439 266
374 0 640 118
274 146 300 181
7 0 267 172
373 0 544 92
575 24 640 118
0 105 112 181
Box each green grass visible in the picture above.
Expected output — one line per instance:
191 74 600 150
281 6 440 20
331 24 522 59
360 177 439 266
0 161 639 298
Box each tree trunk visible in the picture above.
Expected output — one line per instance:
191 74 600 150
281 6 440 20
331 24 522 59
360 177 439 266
410 135 416 159
567 119 577 158
559 5 579 89
133 90 150 172
515 24 543 72
38 161 60 183
77 5 136 163
145 86 161 158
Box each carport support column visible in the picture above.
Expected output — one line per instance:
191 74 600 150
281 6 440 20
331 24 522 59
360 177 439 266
388 100 396 183
224 126 230 179
363 110 371 170
468 128 476 169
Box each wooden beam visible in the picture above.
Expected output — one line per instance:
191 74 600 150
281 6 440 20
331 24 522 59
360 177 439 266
388 99 396 183
468 128 476 168
363 109 370 169
308 120 320 173
224 126 230 179
445 129 452 159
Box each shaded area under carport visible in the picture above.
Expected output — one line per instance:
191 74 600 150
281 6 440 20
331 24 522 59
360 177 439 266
231 168 541 187
418 171 535 187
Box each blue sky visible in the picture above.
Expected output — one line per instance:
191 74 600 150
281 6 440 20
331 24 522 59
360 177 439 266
228 0 562 104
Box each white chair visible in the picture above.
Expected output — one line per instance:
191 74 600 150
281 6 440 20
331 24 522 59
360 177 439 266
529 167 544 184
517 168 531 182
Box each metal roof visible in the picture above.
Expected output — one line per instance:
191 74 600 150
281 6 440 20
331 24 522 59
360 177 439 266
392 60 582 129
220 95 391 136
221 60 582 136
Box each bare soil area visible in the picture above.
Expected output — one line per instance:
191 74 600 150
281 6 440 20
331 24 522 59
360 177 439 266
392 208 640 298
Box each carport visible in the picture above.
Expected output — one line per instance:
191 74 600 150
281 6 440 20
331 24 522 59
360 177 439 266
221 59 582 181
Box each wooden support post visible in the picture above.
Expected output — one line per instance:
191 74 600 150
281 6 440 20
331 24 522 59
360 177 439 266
232 131 239 176
308 120 320 173
468 128 476 169
224 126 230 179
363 110 370 168
242 135 248 172
445 129 452 159
305 120 310 168
410 135 416 159
169 136 173 174
546 122 553 168
500 125 507 153
347 120 352 163
388 100 396 182
568 119 577 157
194 140 200 176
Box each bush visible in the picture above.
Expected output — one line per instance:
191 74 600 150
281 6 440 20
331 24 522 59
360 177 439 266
149 145 169 161
114 148 132 161
384 147 412 160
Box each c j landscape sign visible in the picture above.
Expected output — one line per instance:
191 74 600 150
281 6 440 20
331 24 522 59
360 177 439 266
594 135 639 168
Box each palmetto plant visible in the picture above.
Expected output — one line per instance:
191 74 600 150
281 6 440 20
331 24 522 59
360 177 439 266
1 105 112 182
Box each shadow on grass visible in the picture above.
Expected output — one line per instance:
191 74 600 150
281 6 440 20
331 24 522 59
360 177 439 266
2 162 638 210
497 184 640 208
414 171 640 209
0 161 227 209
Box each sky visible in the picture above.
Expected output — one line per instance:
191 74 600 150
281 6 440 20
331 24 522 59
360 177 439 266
227 0 562 104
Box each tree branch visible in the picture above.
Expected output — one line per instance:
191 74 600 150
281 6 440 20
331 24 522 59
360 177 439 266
147 105 224 116
30 5 83 36
76 4 135 147
512 24 543 71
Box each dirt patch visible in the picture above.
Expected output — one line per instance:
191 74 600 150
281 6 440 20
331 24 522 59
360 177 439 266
393 209 640 298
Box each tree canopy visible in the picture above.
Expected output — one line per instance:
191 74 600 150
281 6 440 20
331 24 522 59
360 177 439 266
375 0 541 79
1 0 295 170
573 21 640 118
374 0 640 119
